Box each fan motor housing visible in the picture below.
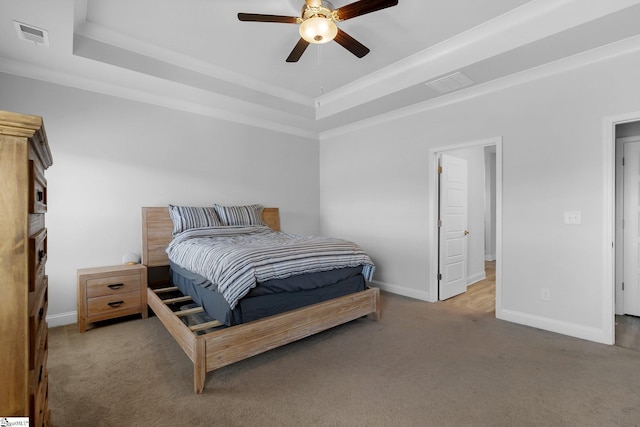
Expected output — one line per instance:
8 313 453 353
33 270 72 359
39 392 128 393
301 0 337 21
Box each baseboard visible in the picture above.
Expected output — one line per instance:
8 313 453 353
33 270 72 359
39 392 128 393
47 311 77 328
497 308 612 345
467 271 487 286
371 280 430 302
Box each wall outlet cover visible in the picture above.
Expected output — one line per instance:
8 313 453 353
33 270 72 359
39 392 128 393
564 210 582 225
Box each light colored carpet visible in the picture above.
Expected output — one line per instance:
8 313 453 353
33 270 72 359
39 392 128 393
48 292 640 426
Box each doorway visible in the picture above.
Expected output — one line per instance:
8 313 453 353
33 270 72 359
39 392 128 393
428 137 502 317
614 120 640 350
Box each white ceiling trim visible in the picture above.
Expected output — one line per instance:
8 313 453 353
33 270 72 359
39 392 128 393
315 0 640 119
319 34 640 140
75 21 315 109
0 57 319 140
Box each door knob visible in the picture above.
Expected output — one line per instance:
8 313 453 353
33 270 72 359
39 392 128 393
464 230 470 235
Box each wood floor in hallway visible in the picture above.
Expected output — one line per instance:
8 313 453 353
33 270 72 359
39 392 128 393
444 261 495 314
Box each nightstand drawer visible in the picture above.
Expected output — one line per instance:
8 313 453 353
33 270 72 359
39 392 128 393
78 264 148 332
87 291 142 317
86 274 141 298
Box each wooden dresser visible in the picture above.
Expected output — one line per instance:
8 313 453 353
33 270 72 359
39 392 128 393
0 110 52 426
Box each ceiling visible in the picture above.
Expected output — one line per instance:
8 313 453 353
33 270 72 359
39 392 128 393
2 0 640 138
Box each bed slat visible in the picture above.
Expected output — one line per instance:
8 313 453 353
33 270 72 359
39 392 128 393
163 295 192 304
153 286 178 293
175 307 205 317
189 320 223 332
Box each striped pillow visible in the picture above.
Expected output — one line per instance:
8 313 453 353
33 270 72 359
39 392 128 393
168 205 222 235
213 204 264 226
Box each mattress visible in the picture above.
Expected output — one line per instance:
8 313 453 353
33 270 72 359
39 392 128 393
170 261 366 326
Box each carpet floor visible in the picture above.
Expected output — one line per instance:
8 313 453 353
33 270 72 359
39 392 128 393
48 291 640 426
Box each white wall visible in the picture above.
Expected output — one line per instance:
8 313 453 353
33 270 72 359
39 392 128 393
319 46 640 343
0 73 319 326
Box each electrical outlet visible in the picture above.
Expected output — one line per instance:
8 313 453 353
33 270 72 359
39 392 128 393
541 288 551 301
564 211 581 225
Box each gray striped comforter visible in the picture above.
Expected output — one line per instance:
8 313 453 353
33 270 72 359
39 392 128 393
166 226 375 309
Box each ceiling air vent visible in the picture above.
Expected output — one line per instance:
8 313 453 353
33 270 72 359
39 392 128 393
13 21 49 46
425 71 474 94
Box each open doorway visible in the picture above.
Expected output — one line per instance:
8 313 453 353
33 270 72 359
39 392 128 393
428 138 502 317
614 120 640 351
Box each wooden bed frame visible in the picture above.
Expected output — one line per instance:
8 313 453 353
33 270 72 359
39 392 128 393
141 207 380 393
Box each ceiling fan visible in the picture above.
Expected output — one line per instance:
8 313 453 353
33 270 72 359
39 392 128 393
238 0 399 62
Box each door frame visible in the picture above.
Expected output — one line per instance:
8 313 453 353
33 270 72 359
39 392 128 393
615 135 640 315
428 137 503 317
605 111 640 344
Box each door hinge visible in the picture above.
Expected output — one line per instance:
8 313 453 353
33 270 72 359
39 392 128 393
438 219 442 227
438 166 442 174
438 273 442 281
622 282 625 291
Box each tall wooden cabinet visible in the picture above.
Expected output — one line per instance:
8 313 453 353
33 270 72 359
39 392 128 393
0 110 52 426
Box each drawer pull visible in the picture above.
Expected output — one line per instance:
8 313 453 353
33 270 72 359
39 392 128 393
107 301 124 308
38 365 43 383
107 283 124 290
38 249 46 262
37 190 44 202
39 307 44 321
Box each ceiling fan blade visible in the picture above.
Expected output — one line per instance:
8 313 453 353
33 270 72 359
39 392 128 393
335 0 398 21
286 38 310 62
334 29 370 58
237 13 299 24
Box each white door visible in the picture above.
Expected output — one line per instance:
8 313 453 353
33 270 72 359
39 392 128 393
439 154 469 300
623 140 640 316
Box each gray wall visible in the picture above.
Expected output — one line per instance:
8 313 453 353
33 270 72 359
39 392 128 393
319 45 640 343
0 72 320 325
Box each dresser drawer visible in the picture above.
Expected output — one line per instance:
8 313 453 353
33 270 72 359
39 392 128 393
32 379 49 427
86 273 141 298
29 159 47 214
87 291 142 318
29 228 47 292
30 348 48 427
30 329 48 394
28 213 45 238
28 277 48 370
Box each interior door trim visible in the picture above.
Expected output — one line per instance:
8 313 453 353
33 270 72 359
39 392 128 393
606 111 640 345
427 137 503 318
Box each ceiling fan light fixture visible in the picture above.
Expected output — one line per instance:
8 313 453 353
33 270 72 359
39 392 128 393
299 16 337 44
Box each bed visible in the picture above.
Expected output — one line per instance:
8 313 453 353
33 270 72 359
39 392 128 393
141 206 381 393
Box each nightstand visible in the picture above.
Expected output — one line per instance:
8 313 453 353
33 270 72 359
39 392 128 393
77 264 148 333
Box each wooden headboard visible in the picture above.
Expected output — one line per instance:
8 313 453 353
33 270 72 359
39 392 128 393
141 207 280 267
